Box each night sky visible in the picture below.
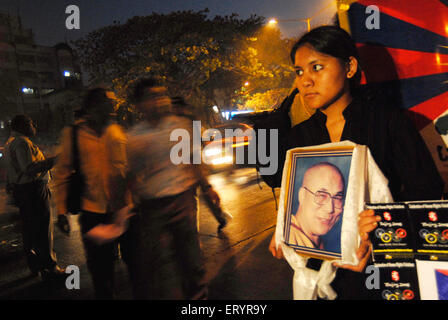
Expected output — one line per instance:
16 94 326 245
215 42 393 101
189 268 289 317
0 0 337 46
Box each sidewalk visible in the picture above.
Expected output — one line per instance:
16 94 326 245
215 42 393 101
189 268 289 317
0 187 293 300
0 222 293 300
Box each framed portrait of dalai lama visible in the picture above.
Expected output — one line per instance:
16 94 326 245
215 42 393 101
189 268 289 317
283 147 353 260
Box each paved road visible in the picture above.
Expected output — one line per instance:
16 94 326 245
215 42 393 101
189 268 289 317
0 168 293 300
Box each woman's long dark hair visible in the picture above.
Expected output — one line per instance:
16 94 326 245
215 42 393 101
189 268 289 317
290 25 362 90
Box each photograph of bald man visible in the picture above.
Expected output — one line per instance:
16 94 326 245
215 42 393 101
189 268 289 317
288 162 346 251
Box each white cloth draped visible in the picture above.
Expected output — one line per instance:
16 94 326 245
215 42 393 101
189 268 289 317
275 141 393 300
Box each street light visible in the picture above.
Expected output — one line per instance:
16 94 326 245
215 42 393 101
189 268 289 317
268 0 337 32
268 18 278 25
267 17 311 32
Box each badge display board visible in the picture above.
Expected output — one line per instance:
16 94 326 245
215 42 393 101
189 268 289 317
368 201 448 262
407 201 448 261
367 201 448 300
375 260 420 301
283 146 353 260
366 203 415 261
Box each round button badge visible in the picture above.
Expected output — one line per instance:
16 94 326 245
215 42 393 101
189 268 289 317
419 229 429 239
403 290 414 300
396 228 407 238
442 229 448 240
425 233 438 244
382 290 392 300
375 228 385 238
381 232 392 243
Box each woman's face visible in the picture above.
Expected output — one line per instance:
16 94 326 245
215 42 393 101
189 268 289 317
294 44 355 111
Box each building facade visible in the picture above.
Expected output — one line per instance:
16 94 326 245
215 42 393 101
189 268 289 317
0 12 83 141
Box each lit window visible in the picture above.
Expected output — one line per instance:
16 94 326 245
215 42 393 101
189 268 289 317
22 87 34 94
63 71 71 77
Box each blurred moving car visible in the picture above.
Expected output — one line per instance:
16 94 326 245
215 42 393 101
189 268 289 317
202 122 254 172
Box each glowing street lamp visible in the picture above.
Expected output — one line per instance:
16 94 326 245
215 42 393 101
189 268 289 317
269 0 337 32
267 17 311 32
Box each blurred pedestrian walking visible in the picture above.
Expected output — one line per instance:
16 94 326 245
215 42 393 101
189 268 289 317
53 88 137 299
122 78 218 299
171 96 232 233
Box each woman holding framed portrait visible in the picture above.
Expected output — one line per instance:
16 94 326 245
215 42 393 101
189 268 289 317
269 25 444 299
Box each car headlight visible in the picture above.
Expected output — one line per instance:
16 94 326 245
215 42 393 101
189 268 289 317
232 142 249 148
204 147 222 157
211 155 234 165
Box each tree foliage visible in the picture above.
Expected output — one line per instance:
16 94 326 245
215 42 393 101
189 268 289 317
242 88 292 111
73 9 294 114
